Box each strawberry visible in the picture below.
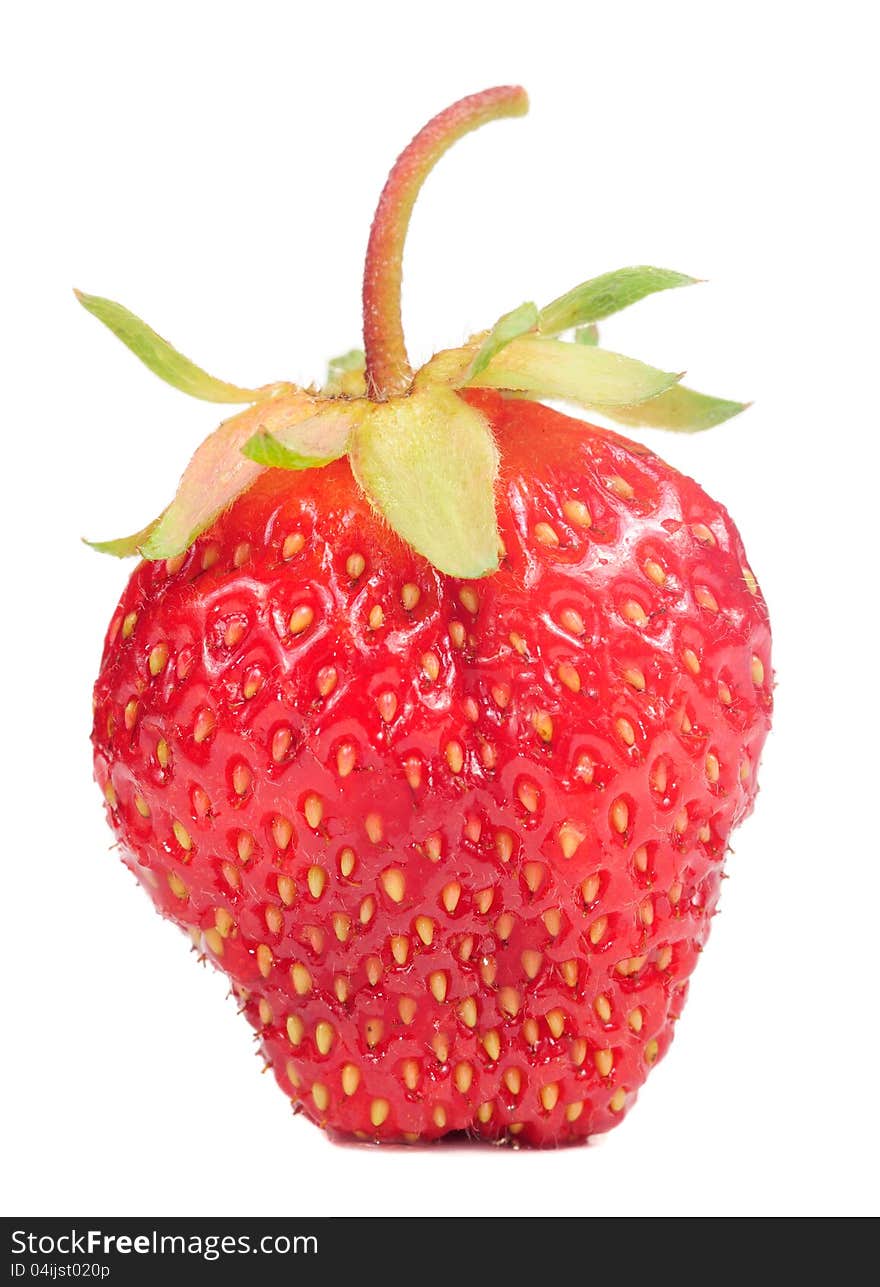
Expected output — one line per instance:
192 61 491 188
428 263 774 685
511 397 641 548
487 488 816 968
84 86 772 1146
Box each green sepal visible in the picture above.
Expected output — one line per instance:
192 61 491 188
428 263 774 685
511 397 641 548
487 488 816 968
324 349 367 396
575 324 599 345
83 516 161 558
75 291 269 403
349 386 500 579
598 384 750 433
538 267 698 336
466 337 682 407
242 404 364 469
465 301 538 379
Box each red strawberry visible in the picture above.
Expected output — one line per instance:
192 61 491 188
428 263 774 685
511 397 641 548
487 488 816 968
85 86 772 1146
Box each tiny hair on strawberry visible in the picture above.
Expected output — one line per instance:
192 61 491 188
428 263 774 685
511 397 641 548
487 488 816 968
83 86 772 1146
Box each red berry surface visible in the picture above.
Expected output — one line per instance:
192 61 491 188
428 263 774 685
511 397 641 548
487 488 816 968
92 390 772 1145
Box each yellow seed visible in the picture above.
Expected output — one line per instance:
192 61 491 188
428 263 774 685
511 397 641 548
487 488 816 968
681 652 701 683
167 872 187 899
534 522 559 546
608 474 634 499
639 898 654 926
341 1064 360 1095
415 915 434 946
589 915 608 945
559 959 578 988
595 994 612 1023
204 928 223 956
523 861 546 893
172 819 192 852
645 1038 660 1065
692 522 716 545
359 896 376 925
224 619 246 648
365 812 383 844
476 1102 494 1124
595 1049 614 1077
291 963 312 995
339 847 356 878
480 741 497 770
674 807 688 834
334 978 350 1005
644 559 666 586
272 815 293 849
303 793 323 829
504 1068 522 1095
558 607 586 635
495 913 515 942
609 1088 627 1113
285 1060 301 1089
563 499 592 527
445 740 464 773
743 565 759 595
657 945 673 971
236 831 254 864
307 865 327 900
315 1021 334 1055
571 1039 587 1067
219 894 246 934
265 906 283 934
271 726 292 763
706 752 720 783
256 944 273 977
521 949 543 980
376 690 398 724
124 698 139 730
401 581 421 609
287 1014 304 1046
696 585 719 612
311 1082 329 1112
364 1017 384 1048
482 1030 501 1061
522 1019 540 1046
335 742 357 778
148 642 169 676
258 997 272 1025
458 997 478 1028
368 603 385 630
491 682 511 709
401 1059 420 1090
390 935 409 965
581 873 600 904
429 971 448 1003
282 532 304 559
449 620 466 648
221 861 240 889
543 907 562 937
316 666 337 697
370 1099 390 1128
566 1101 585 1123
532 711 554 742
611 798 629 834
459 586 480 614
474 887 494 914
381 868 406 903
558 662 581 692
332 913 351 943
421 651 440 680
752 655 765 684
616 717 636 746
517 780 540 813
634 844 649 874
232 763 251 796
134 794 150 818
193 708 215 744
546 1009 566 1039
464 814 482 843
442 882 461 913
624 666 646 691
288 604 314 636
121 611 138 639
346 552 365 579
423 832 442 861
498 987 522 1018
398 996 417 1024
454 1062 473 1093
622 599 648 626
718 681 733 705
540 1083 560 1112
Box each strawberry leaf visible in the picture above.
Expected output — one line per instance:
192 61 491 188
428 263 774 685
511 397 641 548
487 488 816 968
465 337 682 407
538 267 697 336
349 386 500 579
84 516 162 558
598 384 750 432
465 301 538 379
75 291 269 403
242 405 364 469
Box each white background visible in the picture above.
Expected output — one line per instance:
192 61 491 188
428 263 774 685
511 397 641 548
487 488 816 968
2 1 877 1219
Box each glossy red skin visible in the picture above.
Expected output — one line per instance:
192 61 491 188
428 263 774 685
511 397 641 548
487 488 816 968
92 390 772 1145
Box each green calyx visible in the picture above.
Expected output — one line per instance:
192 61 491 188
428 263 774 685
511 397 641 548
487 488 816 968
79 88 749 579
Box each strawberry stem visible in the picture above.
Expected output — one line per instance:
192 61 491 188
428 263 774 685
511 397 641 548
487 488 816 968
362 86 529 401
